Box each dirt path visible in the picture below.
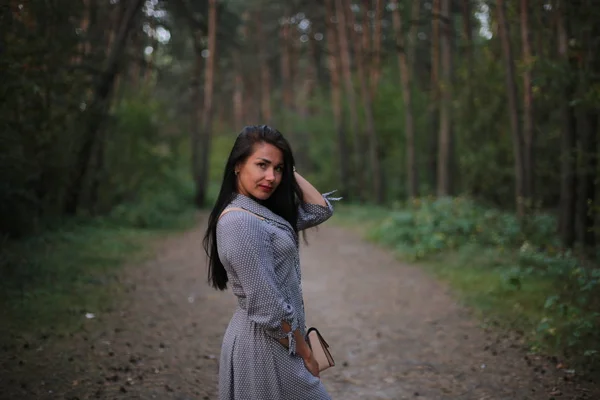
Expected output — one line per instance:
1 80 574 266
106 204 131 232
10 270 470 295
1 219 597 399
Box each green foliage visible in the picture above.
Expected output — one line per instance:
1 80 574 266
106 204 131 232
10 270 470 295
345 198 600 371
0 88 197 335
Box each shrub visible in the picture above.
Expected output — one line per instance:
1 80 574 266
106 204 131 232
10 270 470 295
366 196 600 369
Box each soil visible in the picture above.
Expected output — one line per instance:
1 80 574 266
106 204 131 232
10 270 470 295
1 218 598 399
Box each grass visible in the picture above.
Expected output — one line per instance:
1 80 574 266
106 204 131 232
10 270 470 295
423 245 555 332
0 208 197 341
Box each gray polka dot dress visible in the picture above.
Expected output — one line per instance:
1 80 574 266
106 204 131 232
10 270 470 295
216 192 339 400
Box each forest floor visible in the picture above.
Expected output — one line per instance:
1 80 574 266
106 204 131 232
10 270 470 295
1 216 599 400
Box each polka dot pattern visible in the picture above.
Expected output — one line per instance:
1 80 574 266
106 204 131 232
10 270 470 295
215 192 338 400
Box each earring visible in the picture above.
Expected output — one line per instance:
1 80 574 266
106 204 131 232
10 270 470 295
234 170 239 175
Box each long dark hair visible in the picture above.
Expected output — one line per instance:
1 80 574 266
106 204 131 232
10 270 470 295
203 125 304 290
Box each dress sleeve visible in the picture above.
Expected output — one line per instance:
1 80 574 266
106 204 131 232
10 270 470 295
217 212 300 355
297 190 342 231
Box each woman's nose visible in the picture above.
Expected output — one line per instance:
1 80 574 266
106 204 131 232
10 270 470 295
265 169 275 181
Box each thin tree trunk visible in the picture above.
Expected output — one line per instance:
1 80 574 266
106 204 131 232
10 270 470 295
576 17 599 249
233 52 244 128
295 36 317 170
348 2 383 203
408 0 420 72
195 0 217 207
64 0 144 214
190 31 203 189
437 0 452 196
459 0 474 175
280 14 293 132
497 0 526 216
361 0 371 63
461 0 473 69
370 0 383 98
577 109 598 249
335 0 362 199
143 23 159 86
72 0 91 65
256 16 272 125
557 1 577 246
429 0 440 191
520 0 534 205
128 28 142 89
391 0 418 198
324 0 349 198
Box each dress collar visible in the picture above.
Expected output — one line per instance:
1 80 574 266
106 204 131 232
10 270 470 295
229 193 292 229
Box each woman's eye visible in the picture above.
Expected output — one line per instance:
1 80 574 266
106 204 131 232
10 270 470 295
257 163 266 168
275 166 283 173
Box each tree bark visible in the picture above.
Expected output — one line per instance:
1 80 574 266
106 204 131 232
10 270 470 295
324 0 349 198
335 0 362 199
576 15 599 249
233 52 244 128
190 30 203 196
436 0 453 196
64 0 144 214
370 0 383 97
461 0 473 69
391 0 418 198
280 14 293 132
429 0 440 191
256 15 272 125
577 111 598 248
408 0 420 73
194 0 217 207
556 1 577 246
520 0 534 205
348 2 383 203
497 0 526 216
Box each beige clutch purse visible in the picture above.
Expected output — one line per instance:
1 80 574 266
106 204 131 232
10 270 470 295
305 327 335 372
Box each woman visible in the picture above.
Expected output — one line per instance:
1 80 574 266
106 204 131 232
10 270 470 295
203 125 338 400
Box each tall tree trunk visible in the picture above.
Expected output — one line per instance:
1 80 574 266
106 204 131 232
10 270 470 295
576 16 599 249
280 14 293 132
324 0 349 198
429 0 440 191
577 111 598 248
128 28 142 89
497 0 526 216
64 0 144 214
370 0 383 98
190 31 203 195
256 16 272 125
72 0 92 65
348 2 383 203
460 0 474 112
194 0 217 207
408 0 420 73
233 52 244 128
391 0 418 198
556 1 577 246
335 0 362 199
437 0 453 196
520 0 534 205
461 0 473 70
295 36 317 170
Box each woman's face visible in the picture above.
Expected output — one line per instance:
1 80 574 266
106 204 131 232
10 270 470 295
236 142 284 201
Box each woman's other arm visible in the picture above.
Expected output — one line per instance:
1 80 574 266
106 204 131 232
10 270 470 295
294 171 327 206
